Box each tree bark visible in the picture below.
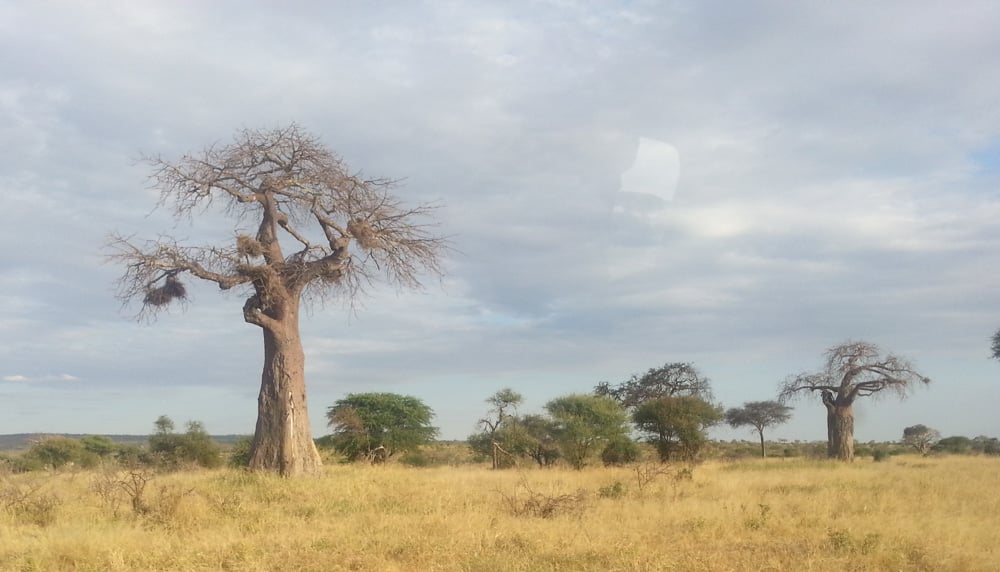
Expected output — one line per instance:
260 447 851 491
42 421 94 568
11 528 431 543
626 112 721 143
247 310 322 476
758 430 766 458
826 405 855 462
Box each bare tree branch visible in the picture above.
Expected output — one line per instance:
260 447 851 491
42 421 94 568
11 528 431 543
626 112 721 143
108 124 447 324
777 340 930 407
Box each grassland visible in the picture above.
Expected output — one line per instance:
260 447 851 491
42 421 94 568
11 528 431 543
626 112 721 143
1 455 998 571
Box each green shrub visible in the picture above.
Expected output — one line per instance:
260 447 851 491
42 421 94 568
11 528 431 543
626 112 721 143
23 437 99 469
228 436 253 468
148 418 223 469
601 438 640 466
399 450 433 467
598 481 627 499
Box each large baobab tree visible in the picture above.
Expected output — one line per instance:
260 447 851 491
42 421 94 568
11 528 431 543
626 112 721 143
779 341 930 462
108 125 445 476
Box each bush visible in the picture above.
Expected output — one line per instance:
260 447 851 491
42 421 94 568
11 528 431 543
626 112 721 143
0 454 43 474
872 448 890 462
227 436 253 468
23 437 99 469
148 418 223 469
601 438 640 466
598 481 627 499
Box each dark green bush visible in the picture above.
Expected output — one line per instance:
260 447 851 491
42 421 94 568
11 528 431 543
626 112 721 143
601 438 640 466
228 436 253 468
148 418 223 469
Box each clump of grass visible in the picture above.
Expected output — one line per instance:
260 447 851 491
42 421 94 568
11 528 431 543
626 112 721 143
0 479 60 526
597 480 627 499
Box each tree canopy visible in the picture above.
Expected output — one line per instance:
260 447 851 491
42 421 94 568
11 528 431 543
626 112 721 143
901 424 940 455
595 362 713 409
633 396 722 461
546 394 629 469
725 401 793 458
326 393 438 462
109 124 444 321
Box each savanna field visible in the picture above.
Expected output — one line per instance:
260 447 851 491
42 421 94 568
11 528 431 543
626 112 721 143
2 454 998 571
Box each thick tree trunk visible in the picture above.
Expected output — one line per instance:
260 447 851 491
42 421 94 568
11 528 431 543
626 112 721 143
247 319 322 476
826 406 855 462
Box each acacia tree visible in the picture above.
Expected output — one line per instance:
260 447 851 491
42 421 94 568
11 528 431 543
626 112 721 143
108 125 444 476
633 396 722 461
325 393 438 462
546 395 629 469
475 388 523 469
595 362 713 409
901 424 940 456
724 401 793 458
779 341 930 462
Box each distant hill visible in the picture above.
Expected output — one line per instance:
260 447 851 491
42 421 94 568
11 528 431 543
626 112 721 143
0 433 247 453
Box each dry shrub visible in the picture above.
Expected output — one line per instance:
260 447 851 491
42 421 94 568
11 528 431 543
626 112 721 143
499 478 588 518
634 462 694 495
0 479 61 527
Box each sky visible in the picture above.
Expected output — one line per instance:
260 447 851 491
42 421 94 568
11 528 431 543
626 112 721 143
2 1 1000 444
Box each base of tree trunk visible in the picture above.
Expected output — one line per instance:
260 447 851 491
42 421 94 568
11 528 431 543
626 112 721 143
827 407 855 462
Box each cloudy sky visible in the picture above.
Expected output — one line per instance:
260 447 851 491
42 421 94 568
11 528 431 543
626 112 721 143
2 1 999 444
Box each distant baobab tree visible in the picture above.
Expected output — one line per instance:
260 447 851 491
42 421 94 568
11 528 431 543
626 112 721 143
108 124 445 476
779 340 930 462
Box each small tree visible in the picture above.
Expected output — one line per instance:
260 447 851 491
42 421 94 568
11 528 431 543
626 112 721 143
108 125 445 476
546 395 629 469
725 401 793 458
991 329 1000 361
633 396 722 461
901 425 940 455
325 393 438 462
779 340 930 462
476 388 523 469
595 362 713 408
80 435 118 458
516 414 562 467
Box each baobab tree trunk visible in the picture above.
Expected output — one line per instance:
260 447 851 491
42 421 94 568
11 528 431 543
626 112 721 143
826 405 855 462
247 318 323 476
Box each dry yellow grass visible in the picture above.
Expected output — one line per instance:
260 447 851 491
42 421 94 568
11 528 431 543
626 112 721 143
1 455 998 571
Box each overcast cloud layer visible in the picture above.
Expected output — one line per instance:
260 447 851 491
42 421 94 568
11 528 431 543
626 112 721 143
2 1 999 443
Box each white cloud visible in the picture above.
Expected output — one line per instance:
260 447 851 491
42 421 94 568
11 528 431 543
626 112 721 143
1 2 999 440
2 373 78 383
